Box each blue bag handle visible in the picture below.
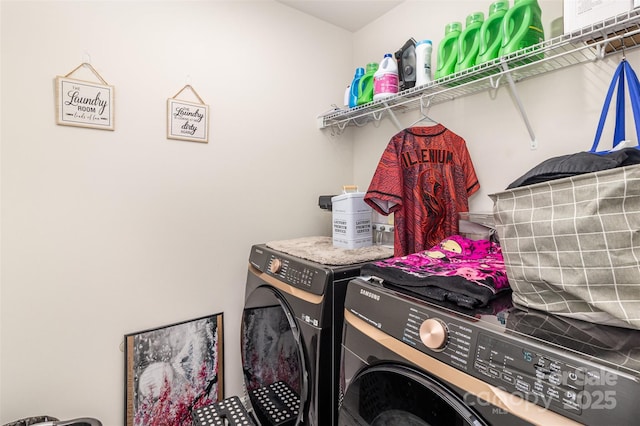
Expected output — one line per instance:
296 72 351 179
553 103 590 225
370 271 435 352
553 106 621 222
591 60 640 153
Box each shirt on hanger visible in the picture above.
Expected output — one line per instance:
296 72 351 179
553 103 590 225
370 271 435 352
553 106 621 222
365 124 480 257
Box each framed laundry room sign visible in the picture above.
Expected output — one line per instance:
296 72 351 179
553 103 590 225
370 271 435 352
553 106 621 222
167 84 209 143
124 312 224 426
55 63 114 130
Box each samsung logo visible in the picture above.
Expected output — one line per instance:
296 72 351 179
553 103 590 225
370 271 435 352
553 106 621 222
360 289 380 301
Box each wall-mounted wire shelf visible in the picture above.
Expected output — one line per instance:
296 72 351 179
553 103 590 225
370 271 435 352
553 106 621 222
318 8 640 136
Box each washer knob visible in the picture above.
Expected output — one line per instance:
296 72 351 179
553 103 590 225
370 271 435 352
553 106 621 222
270 258 282 274
419 318 447 350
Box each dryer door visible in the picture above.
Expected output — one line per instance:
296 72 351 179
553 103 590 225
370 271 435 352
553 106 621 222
339 364 487 426
241 285 307 426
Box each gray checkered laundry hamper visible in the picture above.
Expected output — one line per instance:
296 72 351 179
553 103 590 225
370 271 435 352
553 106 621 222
490 164 640 330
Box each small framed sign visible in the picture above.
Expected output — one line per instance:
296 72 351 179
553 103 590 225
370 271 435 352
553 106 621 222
167 85 209 143
55 63 114 131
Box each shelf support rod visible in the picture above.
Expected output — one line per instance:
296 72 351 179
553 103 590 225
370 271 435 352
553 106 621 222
500 60 537 150
383 101 403 131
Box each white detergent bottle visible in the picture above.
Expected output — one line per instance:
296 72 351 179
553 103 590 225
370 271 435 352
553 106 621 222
415 39 433 87
373 53 399 101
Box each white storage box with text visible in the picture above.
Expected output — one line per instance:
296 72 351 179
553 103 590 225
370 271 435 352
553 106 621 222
331 191 372 249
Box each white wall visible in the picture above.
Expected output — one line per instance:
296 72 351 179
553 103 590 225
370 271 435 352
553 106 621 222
351 0 637 213
0 1 354 423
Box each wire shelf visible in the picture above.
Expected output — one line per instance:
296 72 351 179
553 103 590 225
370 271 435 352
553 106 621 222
318 8 640 132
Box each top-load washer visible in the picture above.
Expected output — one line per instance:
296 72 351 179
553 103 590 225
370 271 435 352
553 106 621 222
339 277 640 425
241 239 392 426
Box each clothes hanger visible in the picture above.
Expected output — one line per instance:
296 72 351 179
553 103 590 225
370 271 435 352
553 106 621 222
408 95 438 127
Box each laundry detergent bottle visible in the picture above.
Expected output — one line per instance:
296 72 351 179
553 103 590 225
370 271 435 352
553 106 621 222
455 12 484 73
373 53 399 100
499 0 544 59
357 62 379 105
348 67 365 108
477 1 509 64
415 40 433 87
435 22 462 80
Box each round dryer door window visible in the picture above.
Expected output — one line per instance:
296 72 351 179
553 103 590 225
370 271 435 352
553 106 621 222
339 364 487 426
241 286 306 426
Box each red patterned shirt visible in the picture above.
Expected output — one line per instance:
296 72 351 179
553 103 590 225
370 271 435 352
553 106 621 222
365 125 480 257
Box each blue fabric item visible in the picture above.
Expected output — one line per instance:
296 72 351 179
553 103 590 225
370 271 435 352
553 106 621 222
591 59 640 153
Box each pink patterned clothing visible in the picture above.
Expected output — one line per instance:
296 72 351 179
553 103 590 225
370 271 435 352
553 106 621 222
361 235 510 308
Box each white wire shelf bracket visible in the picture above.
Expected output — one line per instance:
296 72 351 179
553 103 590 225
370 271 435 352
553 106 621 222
317 8 640 134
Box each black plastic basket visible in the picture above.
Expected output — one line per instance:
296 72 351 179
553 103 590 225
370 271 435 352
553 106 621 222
192 395 256 426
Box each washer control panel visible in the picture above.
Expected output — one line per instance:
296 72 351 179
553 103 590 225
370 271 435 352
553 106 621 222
402 305 473 370
267 255 319 289
249 244 331 295
345 278 639 425
474 333 585 414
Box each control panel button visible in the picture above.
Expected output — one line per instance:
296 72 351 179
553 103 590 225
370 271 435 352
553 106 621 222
420 318 448 350
270 258 282 274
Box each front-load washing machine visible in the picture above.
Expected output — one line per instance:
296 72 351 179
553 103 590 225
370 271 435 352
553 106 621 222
339 277 640 425
241 241 391 426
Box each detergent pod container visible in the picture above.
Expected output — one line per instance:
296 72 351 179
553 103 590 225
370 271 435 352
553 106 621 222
499 0 544 60
348 67 365 108
477 1 509 64
395 38 417 91
435 21 462 80
455 12 485 73
373 53 399 101
357 62 379 105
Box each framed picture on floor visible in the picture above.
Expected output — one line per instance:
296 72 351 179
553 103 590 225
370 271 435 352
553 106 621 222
124 313 224 426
